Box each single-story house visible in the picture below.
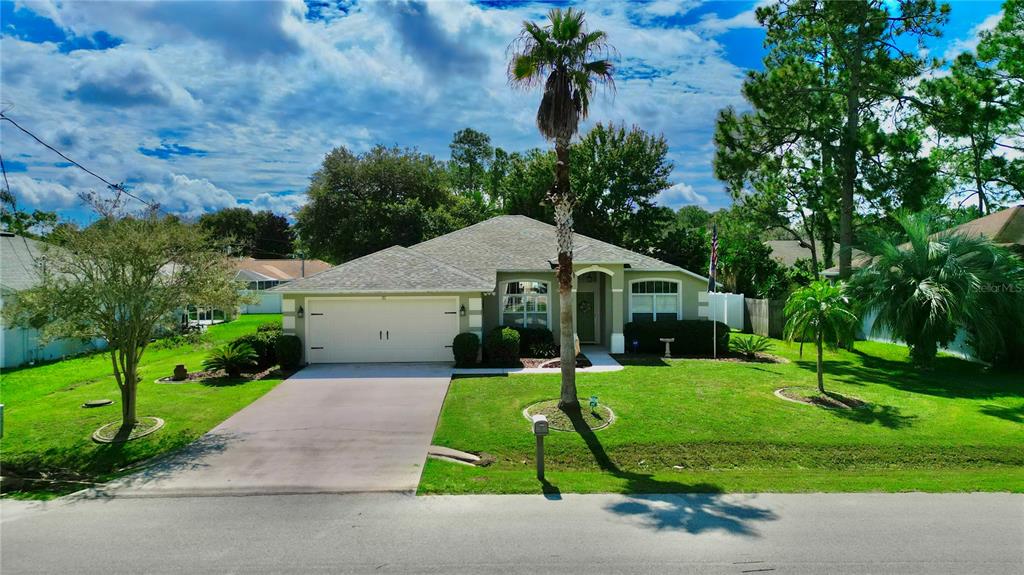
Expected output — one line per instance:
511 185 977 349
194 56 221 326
1 232 106 368
272 215 713 364
822 205 1024 277
234 257 331 314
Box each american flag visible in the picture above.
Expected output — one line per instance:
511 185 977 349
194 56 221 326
707 223 718 293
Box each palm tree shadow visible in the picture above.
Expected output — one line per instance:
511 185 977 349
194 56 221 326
827 403 917 429
550 406 777 535
979 404 1024 423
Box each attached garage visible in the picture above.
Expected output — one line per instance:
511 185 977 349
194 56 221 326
306 297 461 363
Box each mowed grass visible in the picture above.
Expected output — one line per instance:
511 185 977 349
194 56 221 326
420 340 1024 494
0 314 284 498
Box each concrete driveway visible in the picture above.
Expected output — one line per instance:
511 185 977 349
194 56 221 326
103 363 453 496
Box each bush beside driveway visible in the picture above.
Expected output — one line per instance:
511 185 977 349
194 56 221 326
421 340 1024 494
0 314 285 499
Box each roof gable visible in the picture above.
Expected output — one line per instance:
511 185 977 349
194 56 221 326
1 232 45 293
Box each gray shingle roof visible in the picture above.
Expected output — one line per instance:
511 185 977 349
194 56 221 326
411 215 684 277
275 215 701 294
272 245 494 293
1 232 45 293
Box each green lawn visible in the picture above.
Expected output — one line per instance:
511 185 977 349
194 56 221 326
0 314 284 498
421 340 1024 494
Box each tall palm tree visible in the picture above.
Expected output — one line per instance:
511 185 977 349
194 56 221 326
508 8 614 409
851 212 1023 367
784 280 858 394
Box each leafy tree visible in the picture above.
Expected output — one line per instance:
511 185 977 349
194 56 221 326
295 146 448 263
850 212 1024 367
784 280 858 393
570 123 674 252
714 208 789 298
758 0 949 278
488 148 555 221
509 7 614 409
449 128 495 200
1 192 59 238
198 208 294 259
2 212 241 431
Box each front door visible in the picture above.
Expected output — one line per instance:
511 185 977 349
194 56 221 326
576 292 597 343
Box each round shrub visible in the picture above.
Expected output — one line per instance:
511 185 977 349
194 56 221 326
452 332 480 367
507 326 554 357
275 334 303 370
484 327 521 367
234 331 279 369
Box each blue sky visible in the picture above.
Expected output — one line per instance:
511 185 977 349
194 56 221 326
0 0 1006 223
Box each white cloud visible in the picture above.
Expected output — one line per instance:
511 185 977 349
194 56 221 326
8 175 79 209
245 192 307 217
3 0 756 221
944 11 1003 60
658 182 709 207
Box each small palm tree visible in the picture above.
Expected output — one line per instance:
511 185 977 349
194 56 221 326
203 341 258 378
851 212 1022 367
784 280 857 394
508 7 614 409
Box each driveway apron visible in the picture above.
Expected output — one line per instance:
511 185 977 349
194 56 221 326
104 363 453 496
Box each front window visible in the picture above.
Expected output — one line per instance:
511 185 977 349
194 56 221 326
630 280 679 322
503 281 549 327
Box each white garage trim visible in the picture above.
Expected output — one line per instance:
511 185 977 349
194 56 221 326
303 296 460 363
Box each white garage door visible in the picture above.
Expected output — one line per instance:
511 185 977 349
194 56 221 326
306 297 460 363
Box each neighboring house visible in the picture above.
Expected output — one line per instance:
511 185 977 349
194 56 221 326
272 215 712 364
822 205 1024 278
766 240 863 272
841 205 1024 360
0 232 105 368
234 257 331 314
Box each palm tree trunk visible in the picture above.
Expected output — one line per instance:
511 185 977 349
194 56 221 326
816 327 825 395
554 137 578 410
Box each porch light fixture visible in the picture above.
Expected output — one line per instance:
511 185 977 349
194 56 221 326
297 305 304 318
459 305 466 317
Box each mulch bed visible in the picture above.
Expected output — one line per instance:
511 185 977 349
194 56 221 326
776 386 868 410
154 366 285 384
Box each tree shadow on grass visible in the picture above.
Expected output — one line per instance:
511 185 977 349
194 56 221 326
792 349 1021 400
827 403 917 429
979 404 1024 424
74 431 237 499
545 406 777 535
610 355 671 367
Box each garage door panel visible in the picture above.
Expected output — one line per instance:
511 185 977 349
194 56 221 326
306 297 459 363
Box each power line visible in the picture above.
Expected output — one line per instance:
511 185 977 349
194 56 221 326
0 111 159 212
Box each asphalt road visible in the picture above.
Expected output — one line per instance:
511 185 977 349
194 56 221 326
3 492 1021 574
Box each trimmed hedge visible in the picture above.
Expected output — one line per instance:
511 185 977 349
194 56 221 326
452 332 480 367
257 321 283 334
624 319 730 357
484 327 521 366
233 332 279 369
275 334 303 370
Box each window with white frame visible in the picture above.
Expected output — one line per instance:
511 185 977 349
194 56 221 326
502 281 549 327
630 280 680 322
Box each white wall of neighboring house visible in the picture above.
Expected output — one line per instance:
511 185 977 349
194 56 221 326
858 308 977 361
0 294 106 368
239 290 283 314
697 291 745 331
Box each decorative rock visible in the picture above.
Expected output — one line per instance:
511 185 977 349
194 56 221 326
172 364 188 381
82 399 114 408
